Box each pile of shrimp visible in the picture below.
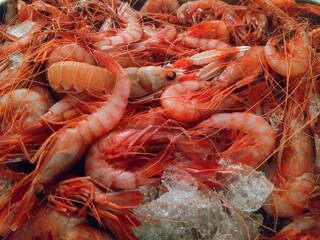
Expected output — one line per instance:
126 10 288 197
0 0 319 239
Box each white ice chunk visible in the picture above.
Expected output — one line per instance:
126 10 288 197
219 164 273 212
6 20 36 38
134 166 264 239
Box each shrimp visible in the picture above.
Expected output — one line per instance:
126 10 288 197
264 29 311 78
45 42 97 69
85 127 176 190
263 87 318 217
48 61 177 97
9 204 114 240
83 3 143 51
270 213 320 239
0 88 52 132
49 177 145 240
0 52 131 236
193 112 275 168
160 79 244 123
140 0 180 13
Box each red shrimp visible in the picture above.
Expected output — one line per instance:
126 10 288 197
140 0 180 13
49 177 145 240
0 52 131 236
192 112 275 168
85 126 177 190
263 86 318 217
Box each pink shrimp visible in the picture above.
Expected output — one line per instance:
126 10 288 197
0 52 131 236
82 3 143 51
193 112 275 168
263 86 318 217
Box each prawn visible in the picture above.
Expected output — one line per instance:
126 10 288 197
49 176 145 240
45 42 97 69
263 86 318 217
264 28 311 78
82 3 143 51
85 127 177 190
9 204 114 240
0 52 131 236
270 213 320 239
48 60 177 97
0 88 52 133
192 112 275 168
140 0 180 13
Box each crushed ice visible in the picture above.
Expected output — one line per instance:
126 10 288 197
134 165 270 239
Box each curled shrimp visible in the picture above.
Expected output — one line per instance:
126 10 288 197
264 29 311 78
49 176 144 240
0 52 131 235
193 112 275 168
140 0 180 13
263 87 318 217
9 205 113 240
82 3 143 51
85 127 176 190
0 88 52 132
45 42 97 69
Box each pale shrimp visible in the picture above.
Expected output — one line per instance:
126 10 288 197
179 34 231 51
125 66 177 98
193 112 275 168
264 29 311 78
47 61 116 95
142 24 177 42
160 80 242 123
140 0 180 13
48 62 177 97
0 52 131 235
263 87 318 217
84 3 143 51
45 42 97 69
0 88 52 132
10 204 114 240
49 176 145 239
270 213 320 239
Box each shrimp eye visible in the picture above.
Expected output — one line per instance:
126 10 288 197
166 71 176 81
35 190 45 198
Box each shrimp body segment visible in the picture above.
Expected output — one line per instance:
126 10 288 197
47 61 116 94
194 112 275 168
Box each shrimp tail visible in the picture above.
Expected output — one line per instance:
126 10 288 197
0 173 36 236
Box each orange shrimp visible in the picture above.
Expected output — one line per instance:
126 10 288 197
263 87 318 218
47 61 116 95
140 0 180 13
0 52 131 236
193 112 275 168
82 3 143 51
85 127 177 190
270 213 320 240
45 42 97 69
49 177 145 240
264 29 311 78
9 204 114 240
